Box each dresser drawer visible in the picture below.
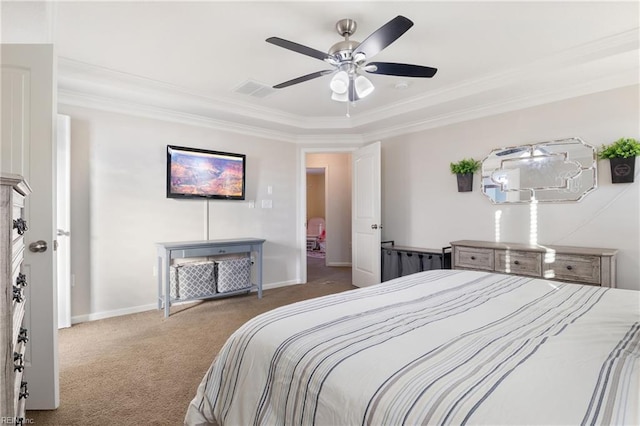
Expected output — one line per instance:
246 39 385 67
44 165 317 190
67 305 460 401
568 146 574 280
454 246 494 271
174 245 251 259
495 250 542 277
544 254 601 285
16 381 28 420
13 298 26 348
12 327 28 356
12 205 22 220
13 190 25 210
451 240 616 288
13 338 27 414
11 236 24 268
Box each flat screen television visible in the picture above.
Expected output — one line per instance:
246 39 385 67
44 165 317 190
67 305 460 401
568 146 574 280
166 145 246 200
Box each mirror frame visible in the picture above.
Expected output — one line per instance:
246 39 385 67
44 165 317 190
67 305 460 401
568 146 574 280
481 137 597 204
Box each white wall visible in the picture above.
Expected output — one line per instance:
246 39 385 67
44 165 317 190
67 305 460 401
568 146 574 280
1 1 55 43
61 85 639 321
382 85 640 290
306 153 352 266
60 106 299 321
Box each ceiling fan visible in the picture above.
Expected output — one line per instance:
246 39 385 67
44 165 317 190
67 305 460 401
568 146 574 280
266 15 437 103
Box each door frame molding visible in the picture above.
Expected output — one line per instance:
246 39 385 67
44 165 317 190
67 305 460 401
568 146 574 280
298 146 356 284
56 114 71 329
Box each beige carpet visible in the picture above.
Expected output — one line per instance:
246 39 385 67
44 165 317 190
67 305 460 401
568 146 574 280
27 261 353 425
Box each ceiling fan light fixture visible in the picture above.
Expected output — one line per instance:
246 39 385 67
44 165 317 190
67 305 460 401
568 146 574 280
355 75 374 98
267 15 438 107
331 91 348 102
324 56 340 66
353 52 367 64
330 71 349 94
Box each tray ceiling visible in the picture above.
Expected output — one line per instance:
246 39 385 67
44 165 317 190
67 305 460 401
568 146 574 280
4 1 639 143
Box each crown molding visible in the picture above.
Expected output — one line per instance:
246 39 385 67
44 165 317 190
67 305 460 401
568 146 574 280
57 57 351 132
351 28 640 129
58 88 297 143
295 133 364 146
362 70 640 143
57 28 639 144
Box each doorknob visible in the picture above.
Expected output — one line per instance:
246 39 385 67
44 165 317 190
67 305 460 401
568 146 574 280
29 240 48 253
371 224 378 229
57 229 70 236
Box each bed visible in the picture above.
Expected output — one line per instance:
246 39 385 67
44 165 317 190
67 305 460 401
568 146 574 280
185 269 639 425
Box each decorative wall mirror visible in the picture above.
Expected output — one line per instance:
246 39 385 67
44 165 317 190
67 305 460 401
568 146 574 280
481 137 597 204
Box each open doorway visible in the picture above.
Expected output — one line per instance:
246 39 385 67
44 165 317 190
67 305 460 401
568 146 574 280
304 152 352 284
306 167 326 258
306 167 328 282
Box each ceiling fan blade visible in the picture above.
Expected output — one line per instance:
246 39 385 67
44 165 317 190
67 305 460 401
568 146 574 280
266 37 330 62
365 62 438 78
353 16 414 60
273 70 333 89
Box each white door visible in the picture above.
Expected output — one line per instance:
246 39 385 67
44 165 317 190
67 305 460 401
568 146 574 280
57 115 71 329
352 142 381 287
1 44 60 409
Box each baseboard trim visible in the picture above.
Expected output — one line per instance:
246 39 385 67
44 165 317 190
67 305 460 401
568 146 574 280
261 279 300 290
71 303 158 324
70 280 301 324
327 262 352 267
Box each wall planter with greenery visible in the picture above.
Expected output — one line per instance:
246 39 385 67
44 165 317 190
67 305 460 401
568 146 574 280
599 137 640 184
450 158 481 192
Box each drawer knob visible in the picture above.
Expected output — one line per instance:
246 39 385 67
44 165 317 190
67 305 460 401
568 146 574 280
13 218 28 235
19 381 28 400
514 260 520 265
14 352 24 372
470 256 476 260
13 286 24 303
566 265 573 271
18 327 29 344
16 272 27 287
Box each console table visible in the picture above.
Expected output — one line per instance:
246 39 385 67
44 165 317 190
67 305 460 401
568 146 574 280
156 238 266 318
450 240 617 287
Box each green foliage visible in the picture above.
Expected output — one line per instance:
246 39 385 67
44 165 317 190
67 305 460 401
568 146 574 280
598 138 640 159
450 158 481 174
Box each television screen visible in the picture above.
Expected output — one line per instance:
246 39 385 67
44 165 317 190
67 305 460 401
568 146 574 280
166 145 246 200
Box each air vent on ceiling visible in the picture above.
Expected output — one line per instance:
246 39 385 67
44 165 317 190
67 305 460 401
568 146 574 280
233 80 276 98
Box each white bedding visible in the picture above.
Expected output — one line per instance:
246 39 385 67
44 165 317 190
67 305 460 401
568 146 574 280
185 269 640 425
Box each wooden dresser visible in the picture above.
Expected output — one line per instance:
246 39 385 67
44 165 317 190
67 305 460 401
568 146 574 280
450 240 617 287
1 174 31 423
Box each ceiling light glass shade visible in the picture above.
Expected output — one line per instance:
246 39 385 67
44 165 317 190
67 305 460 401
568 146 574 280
352 52 367 64
330 71 349 94
355 75 374 98
331 91 348 102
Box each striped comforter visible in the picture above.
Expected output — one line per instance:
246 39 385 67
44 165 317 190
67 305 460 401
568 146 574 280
185 270 640 425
